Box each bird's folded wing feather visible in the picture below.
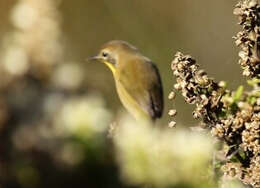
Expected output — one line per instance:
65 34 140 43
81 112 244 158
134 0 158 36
118 58 163 120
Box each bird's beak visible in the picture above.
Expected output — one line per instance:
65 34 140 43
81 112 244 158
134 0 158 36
86 56 102 62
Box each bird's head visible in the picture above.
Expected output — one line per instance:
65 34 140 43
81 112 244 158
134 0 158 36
89 40 138 74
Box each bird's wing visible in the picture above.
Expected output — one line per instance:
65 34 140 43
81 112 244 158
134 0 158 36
118 58 163 120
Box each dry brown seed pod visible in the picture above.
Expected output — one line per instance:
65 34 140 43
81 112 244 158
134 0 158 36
168 91 176 100
168 121 176 128
168 109 177 117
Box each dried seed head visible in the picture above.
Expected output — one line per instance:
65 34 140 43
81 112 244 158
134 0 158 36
234 0 260 78
168 121 176 128
168 109 177 117
218 81 227 88
168 91 176 100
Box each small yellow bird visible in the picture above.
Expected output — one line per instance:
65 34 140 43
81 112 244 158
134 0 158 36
91 40 163 122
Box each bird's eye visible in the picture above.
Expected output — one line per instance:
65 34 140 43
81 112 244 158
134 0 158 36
102 52 109 57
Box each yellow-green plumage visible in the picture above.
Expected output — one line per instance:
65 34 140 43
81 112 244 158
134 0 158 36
95 40 163 122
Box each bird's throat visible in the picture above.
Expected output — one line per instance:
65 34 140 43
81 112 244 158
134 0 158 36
104 61 116 75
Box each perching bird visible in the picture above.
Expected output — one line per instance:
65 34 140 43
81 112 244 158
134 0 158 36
91 40 163 123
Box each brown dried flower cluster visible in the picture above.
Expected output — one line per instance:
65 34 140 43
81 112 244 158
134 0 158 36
221 88 260 187
234 0 260 77
171 52 226 125
169 0 260 187
171 53 260 188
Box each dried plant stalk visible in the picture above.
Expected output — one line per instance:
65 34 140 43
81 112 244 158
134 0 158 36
170 0 260 187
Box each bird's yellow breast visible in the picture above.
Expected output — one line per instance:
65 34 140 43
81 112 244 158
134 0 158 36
104 60 151 122
115 80 151 123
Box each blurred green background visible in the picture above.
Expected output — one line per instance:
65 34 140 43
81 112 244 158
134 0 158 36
0 0 244 125
60 0 243 125
0 0 246 187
